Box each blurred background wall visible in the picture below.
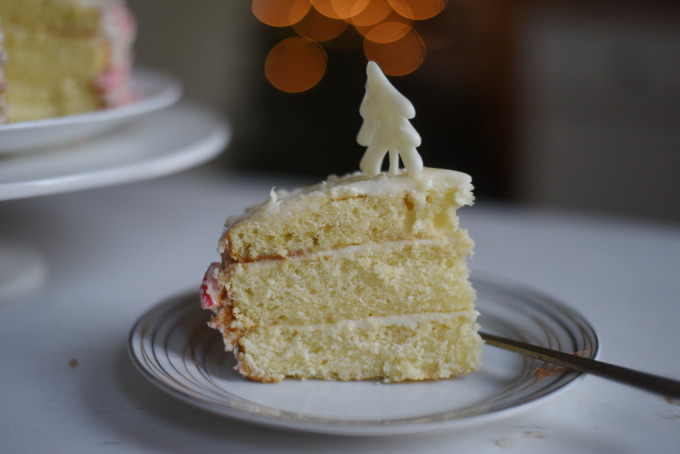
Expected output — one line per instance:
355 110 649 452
129 0 680 224
516 1 680 223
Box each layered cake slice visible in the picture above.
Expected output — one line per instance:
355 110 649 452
201 62 483 382
0 0 136 123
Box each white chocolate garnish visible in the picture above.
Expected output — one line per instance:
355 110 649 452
357 61 423 177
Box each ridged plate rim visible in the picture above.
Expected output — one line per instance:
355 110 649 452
128 275 598 436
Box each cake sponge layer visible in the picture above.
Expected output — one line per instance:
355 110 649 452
222 169 473 261
235 313 483 382
1 19 105 121
0 0 102 34
3 26 107 81
217 236 474 335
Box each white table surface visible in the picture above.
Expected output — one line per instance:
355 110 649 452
1 166 679 453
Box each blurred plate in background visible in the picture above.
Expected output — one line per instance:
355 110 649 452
0 102 230 201
0 68 182 154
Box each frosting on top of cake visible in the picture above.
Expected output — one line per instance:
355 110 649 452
272 167 473 204
270 310 479 334
224 167 473 231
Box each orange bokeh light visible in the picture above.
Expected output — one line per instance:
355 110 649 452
293 7 348 42
349 0 392 28
255 0 449 92
357 10 412 44
311 0 369 20
265 37 328 93
363 29 426 76
388 0 447 21
252 0 311 27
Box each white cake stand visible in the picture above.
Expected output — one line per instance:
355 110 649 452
0 101 232 304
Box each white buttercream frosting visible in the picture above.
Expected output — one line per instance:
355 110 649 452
238 238 449 266
222 167 473 234
224 311 479 338
270 167 472 205
290 310 479 333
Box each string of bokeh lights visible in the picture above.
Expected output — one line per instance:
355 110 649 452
252 0 449 93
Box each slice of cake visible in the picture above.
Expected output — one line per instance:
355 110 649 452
201 62 483 382
0 0 136 123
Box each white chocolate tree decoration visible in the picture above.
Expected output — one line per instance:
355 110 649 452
357 61 423 176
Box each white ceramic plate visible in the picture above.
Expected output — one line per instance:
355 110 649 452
128 276 598 436
0 67 182 154
0 102 230 201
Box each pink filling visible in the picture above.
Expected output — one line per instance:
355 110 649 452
200 262 222 309
95 1 137 107
111 2 136 35
97 65 127 91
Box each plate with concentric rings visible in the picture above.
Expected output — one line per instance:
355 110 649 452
128 275 598 436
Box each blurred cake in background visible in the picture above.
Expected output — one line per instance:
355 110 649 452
0 21 7 123
0 0 136 123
